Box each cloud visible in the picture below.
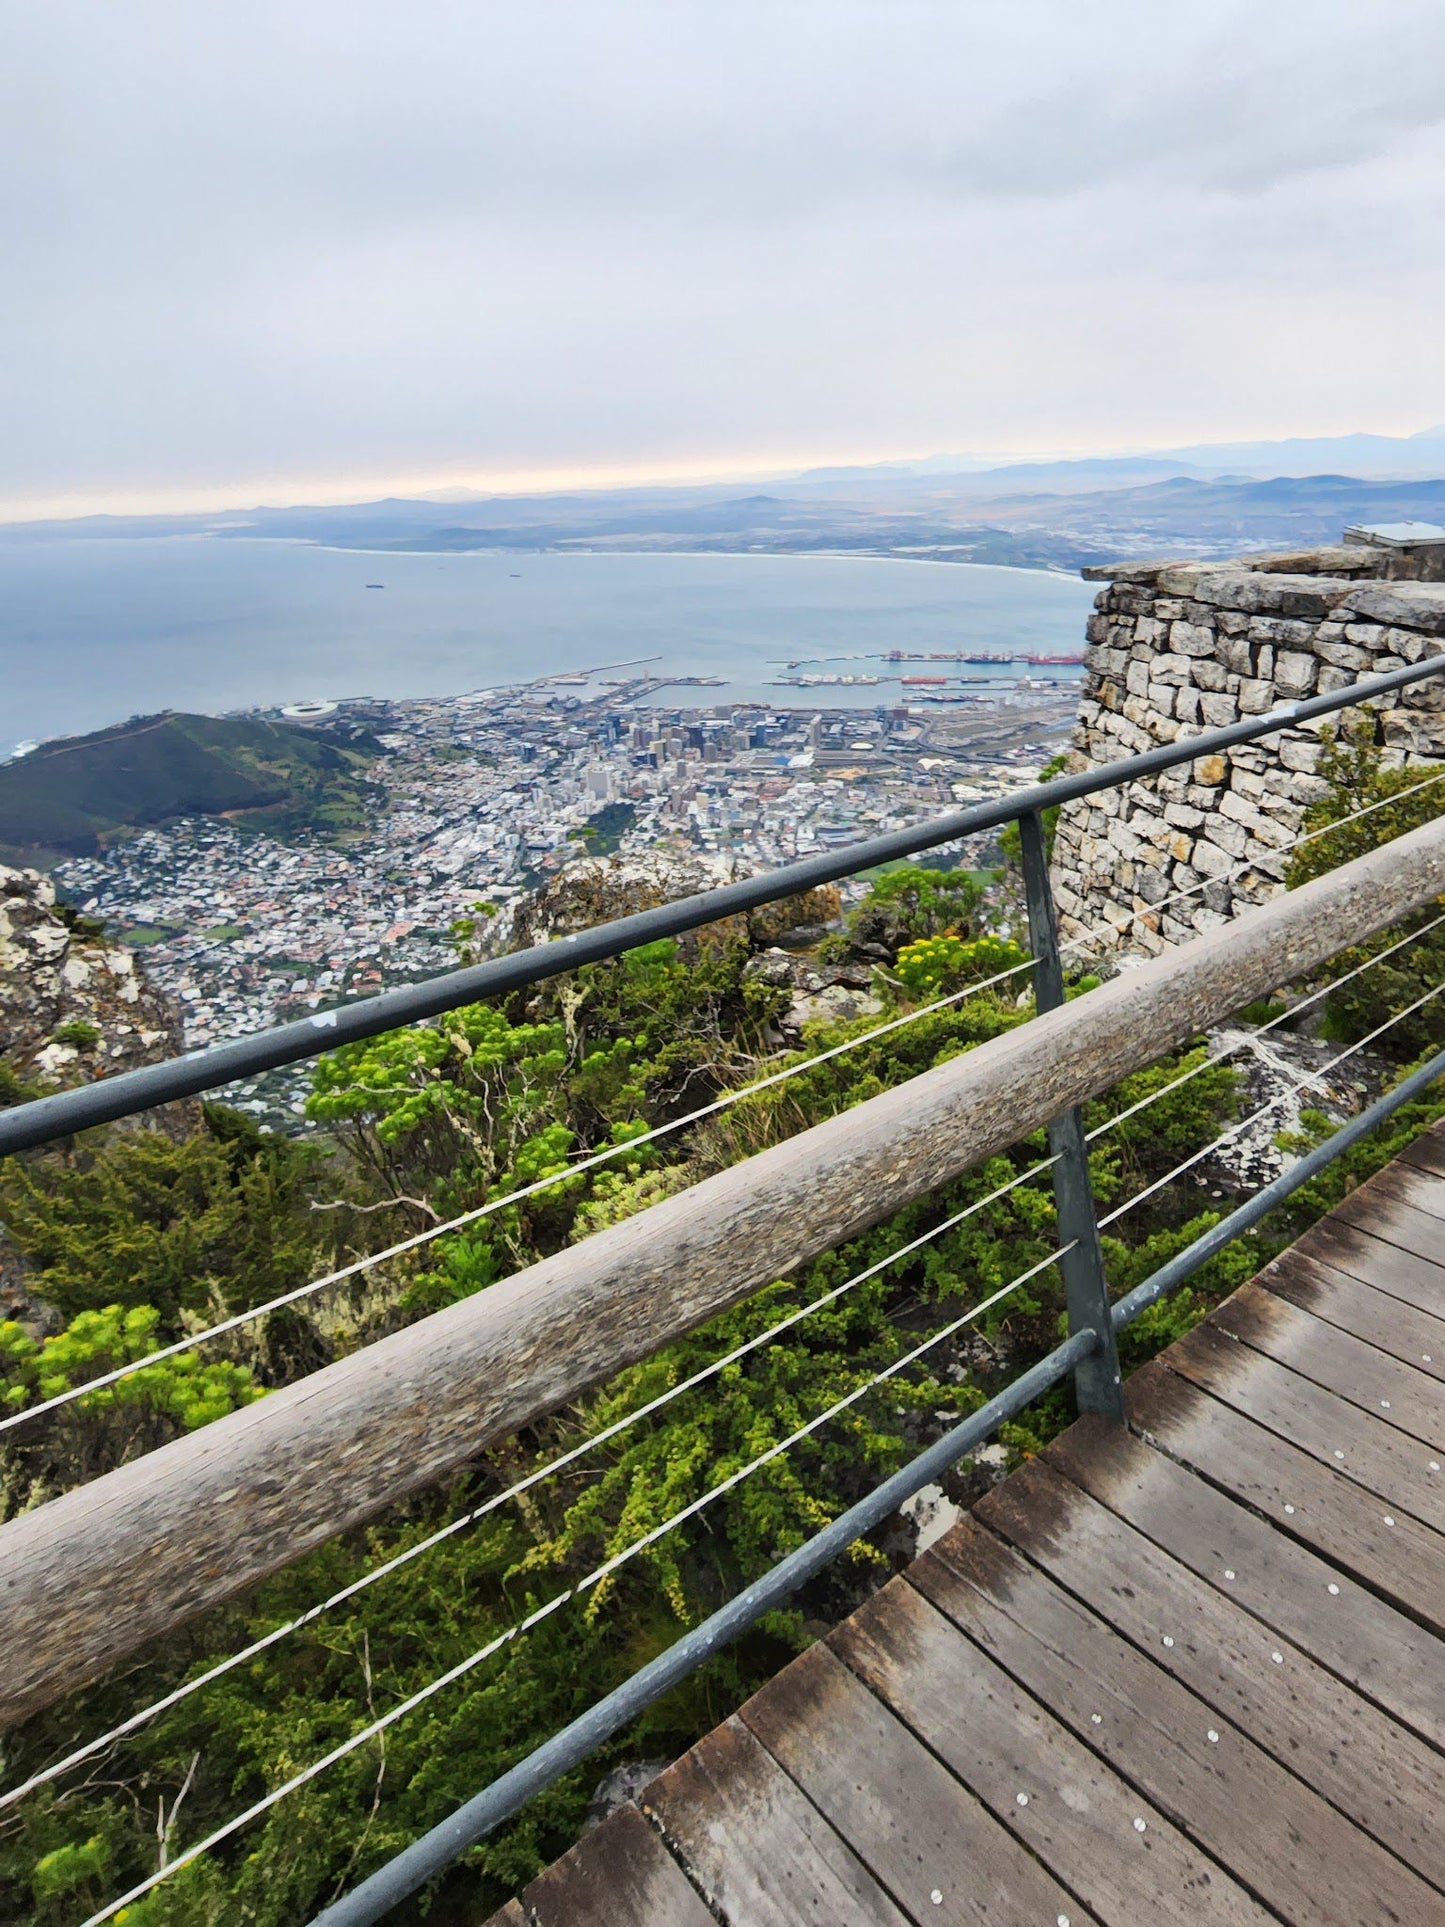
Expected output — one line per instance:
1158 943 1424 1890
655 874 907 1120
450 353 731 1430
5 0 1445 514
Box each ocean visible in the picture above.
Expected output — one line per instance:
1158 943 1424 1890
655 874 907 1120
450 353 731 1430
0 538 1098 757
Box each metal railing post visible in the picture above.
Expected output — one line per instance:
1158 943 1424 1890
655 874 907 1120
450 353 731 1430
1017 809 1125 1421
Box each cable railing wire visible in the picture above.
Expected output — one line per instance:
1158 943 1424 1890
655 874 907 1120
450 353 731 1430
90 968 1437 1925
7 760 1439 1828
15 913 1437 1815
1096 973 1445 1233
1065 758 1445 955
8 757 1424 1439
9 687 1442 1915
1081 911 1445 1145
75 1243 1072 1927
0 1147 1060 1812
0 946 1042 1437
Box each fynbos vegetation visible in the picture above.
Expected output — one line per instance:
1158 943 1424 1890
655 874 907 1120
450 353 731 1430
1 732 1441 1923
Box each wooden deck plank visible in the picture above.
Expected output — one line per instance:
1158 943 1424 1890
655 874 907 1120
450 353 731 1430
1329 1190 1445 1274
976 1457 1445 1893
1126 1361 1445 1621
505 1132 1445 1923
1044 1414 1445 1749
1209 1279 1443 1447
1294 1219 1445 1320
519 1801 713 1926
1358 1157 1445 1225
1262 1249 1445 1379
909 1515 1443 1924
829 1579 1273 1927
642 1714 910 1926
1158 1322 1445 1529
738 1641 1094 1925
1397 1124 1445 1180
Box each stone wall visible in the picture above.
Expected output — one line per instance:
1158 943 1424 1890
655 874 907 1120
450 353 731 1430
1050 543 1445 957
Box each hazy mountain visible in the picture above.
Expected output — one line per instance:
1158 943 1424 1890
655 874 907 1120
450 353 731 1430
1154 427 1445 479
5 431 1445 574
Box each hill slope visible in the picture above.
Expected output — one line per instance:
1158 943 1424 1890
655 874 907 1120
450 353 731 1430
0 713 384 866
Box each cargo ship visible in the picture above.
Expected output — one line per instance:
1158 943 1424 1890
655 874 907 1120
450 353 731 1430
1024 652 1085 666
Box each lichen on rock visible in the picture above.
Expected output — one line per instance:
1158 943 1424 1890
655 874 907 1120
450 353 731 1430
0 866 185 1096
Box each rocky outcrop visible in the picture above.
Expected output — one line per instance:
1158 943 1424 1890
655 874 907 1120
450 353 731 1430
0 867 184 1093
510 852 841 957
744 947 884 1039
1051 543 1445 956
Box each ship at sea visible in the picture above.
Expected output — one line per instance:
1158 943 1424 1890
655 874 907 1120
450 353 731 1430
1024 651 1085 666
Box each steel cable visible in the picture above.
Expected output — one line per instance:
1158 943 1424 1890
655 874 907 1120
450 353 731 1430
21 917 1438 1813
76 1244 1072 1927
0 1148 1060 1812
15 898 1443 1844
1081 912 1445 1145
1097 973 1445 1233
10 756 1439 1434
0 947 1041 1437
10 829 1445 1824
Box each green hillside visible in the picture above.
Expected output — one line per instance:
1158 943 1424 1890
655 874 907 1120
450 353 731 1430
0 713 385 865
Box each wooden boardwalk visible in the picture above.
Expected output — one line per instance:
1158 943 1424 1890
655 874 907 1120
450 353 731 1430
487 1126 1445 1926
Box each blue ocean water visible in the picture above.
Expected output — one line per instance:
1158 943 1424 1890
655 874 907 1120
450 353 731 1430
0 538 1097 756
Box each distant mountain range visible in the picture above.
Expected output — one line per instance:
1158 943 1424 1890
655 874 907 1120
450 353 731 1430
6 428 1445 574
794 426 1445 492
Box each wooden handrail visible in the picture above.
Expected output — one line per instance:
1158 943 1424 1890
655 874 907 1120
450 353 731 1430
3 816 1444 1726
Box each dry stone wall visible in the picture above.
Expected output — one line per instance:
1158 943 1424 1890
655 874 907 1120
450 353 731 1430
1051 543 1445 957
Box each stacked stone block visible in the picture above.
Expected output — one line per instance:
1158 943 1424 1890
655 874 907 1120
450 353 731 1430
1050 543 1445 957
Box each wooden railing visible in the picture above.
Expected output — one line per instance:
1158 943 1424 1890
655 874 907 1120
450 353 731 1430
3 811 1445 1729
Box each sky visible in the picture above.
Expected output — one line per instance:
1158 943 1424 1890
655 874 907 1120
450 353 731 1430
5 0 1445 519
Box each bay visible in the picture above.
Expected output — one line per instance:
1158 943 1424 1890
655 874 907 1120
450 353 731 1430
0 538 1097 757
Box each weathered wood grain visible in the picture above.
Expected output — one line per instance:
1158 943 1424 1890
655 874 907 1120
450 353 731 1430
1209 1278 1443 1447
1333 1190 1445 1265
977 1457 1445 1892
1159 1321 1445 1527
1262 1246 1445 1373
1293 1219 1445 1319
830 1578 1272 1926
643 1715 908 1926
1046 1414 1445 1748
911 1517 1441 1926
9 809 1445 1725
519 1801 712 1926
1397 1119 1445 1180
1358 1157 1445 1224
739 1642 1090 1924
1127 1361 1445 1617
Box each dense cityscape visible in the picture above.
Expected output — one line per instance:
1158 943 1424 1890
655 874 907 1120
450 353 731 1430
53 667 1079 1115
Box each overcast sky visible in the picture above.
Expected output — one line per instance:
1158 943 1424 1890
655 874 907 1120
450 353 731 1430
5 0 1445 517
